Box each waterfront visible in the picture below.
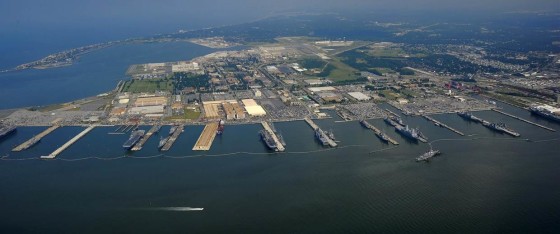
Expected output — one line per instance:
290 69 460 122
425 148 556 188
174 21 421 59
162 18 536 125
1 104 560 233
0 41 217 109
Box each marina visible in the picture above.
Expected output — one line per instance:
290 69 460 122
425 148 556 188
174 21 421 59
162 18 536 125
359 120 399 145
161 125 184 151
492 109 556 132
131 125 161 151
304 118 337 147
192 122 219 151
422 115 465 136
41 125 96 159
12 125 60 152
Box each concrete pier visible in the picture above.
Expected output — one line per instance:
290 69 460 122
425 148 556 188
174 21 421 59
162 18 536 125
131 125 160 151
193 123 219 151
423 115 465 136
12 125 60 152
41 125 95 159
492 109 556 132
304 118 337 147
360 120 399 145
161 125 183 151
261 122 286 152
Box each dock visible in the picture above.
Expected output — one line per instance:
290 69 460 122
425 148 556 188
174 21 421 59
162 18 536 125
304 118 337 147
12 125 61 152
423 115 465 136
41 125 96 159
161 125 183 151
192 123 219 151
261 122 286 151
360 120 399 145
492 109 556 132
131 125 160 151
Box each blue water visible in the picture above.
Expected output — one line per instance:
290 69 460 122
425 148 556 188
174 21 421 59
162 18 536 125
0 41 217 109
1 103 560 233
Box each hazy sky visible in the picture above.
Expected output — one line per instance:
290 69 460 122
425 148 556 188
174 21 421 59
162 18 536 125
1 0 558 32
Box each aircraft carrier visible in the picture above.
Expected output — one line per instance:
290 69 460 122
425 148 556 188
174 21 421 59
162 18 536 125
123 130 145 150
0 125 17 140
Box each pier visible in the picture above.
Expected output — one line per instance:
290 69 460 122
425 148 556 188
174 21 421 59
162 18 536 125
385 108 400 117
161 125 183 151
193 123 219 151
12 125 60 152
131 125 160 151
360 120 399 145
41 125 96 159
304 118 337 147
423 115 465 136
492 109 556 132
261 122 286 151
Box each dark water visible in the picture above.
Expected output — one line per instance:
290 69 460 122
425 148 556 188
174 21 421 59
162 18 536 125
0 41 217 109
1 103 559 233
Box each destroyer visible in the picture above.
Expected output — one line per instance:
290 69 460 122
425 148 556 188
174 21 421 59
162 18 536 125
416 149 441 162
457 112 484 123
158 136 169 149
123 130 145 149
482 122 520 137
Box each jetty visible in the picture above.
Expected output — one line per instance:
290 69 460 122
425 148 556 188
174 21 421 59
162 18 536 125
41 125 96 159
12 125 60 152
423 115 465 136
304 118 337 147
360 120 399 145
261 122 286 151
131 125 160 151
492 109 556 132
192 123 219 151
161 125 183 151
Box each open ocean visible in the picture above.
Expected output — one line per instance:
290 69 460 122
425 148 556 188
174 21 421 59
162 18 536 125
0 41 559 233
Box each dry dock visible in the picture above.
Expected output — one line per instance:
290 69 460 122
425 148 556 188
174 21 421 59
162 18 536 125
12 125 60 152
304 118 337 147
41 125 96 159
360 120 399 145
492 109 556 132
131 125 160 151
192 123 219 151
161 125 183 151
261 122 286 151
423 115 465 136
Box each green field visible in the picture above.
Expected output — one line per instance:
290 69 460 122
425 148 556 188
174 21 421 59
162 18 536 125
165 108 201 121
121 79 173 93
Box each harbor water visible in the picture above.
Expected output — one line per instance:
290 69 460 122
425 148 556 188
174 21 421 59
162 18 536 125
1 102 560 233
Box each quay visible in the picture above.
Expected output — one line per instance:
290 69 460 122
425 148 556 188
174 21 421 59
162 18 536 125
423 115 465 136
385 108 400 117
193 123 219 151
131 125 160 151
261 121 286 152
492 109 556 132
304 118 337 147
161 125 183 151
360 120 399 145
12 125 61 152
41 125 96 159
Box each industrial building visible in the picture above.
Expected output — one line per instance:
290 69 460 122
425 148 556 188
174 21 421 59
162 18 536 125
348 92 371 101
128 105 165 115
242 99 267 116
134 96 167 107
203 103 220 119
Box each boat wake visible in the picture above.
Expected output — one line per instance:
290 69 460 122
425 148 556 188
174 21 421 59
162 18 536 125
149 207 204 212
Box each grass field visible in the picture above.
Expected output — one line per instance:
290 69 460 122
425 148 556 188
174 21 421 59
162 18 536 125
164 109 201 121
122 79 173 93
325 60 360 82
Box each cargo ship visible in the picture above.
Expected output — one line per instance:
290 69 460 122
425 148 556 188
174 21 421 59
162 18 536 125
0 125 17 140
123 130 145 149
416 149 441 162
260 130 279 151
482 122 520 137
457 112 484 123
217 120 225 135
530 105 560 123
